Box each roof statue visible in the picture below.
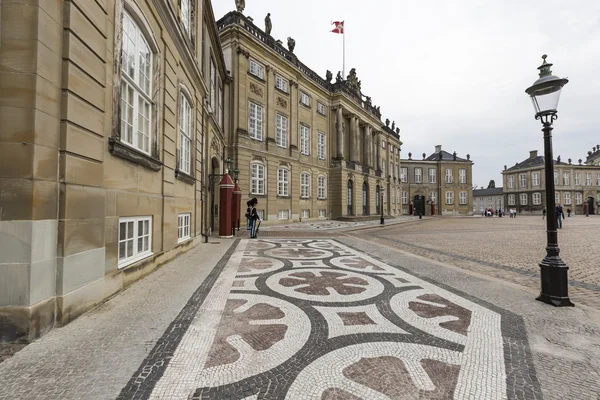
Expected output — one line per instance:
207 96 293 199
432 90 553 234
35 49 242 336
326 70 332 83
391 121 395 131
235 0 245 13
287 37 295 53
346 68 360 94
396 127 400 135
265 13 272 36
335 71 343 83
385 118 390 127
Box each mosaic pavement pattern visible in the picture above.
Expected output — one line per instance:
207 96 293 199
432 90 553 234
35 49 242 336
119 239 542 400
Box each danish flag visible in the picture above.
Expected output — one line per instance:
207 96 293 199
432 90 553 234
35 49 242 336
331 21 344 34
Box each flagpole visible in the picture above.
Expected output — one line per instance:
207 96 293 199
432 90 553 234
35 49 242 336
342 27 345 78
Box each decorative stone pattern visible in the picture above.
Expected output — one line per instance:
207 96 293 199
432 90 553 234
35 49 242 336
119 238 543 399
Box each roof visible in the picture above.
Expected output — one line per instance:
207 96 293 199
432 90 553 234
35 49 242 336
504 156 568 172
425 150 469 162
473 188 503 197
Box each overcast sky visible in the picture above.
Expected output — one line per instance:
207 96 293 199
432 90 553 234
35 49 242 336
212 0 600 188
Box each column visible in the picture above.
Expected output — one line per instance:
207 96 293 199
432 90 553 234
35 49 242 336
376 132 381 170
349 115 357 162
364 125 371 167
354 117 361 163
336 106 344 159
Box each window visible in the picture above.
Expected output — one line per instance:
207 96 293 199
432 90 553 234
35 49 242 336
390 161 394 178
508 194 515 205
597 173 600 186
415 168 422 183
251 164 265 195
520 193 527 205
563 172 569 186
519 173 527 188
533 192 541 205
555 192 560 204
319 209 326 218
574 172 580 186
576 192 582 205
554 172 559 185
533 172 540 186
210 59 216 109
508 176 514 189
317 102 326 115
118 216 152 267
396 164 400 179
300 125 310 155
445 191 454 205
278 209 290 220
249 102 263 140
180 0 191 34
564 192 571 205
382 163 386 177
249 59 264 79
318 176 326 199
178 94 192 174
402 191 408 204
459 191 467 205
459 168 467 184
301 209 310 219
278 168 289 196
300 172 310 198
586 173 591 186
257 210 264 220
382 141 386 149
275 74 288 92
120 12 153 154
218 83 223 128
429 168 436 183
317 132 326 160
445 168 453 184
177 213 191 242
276 113 288 147
300 91 310 106
430 192 437 204
401 167 407 183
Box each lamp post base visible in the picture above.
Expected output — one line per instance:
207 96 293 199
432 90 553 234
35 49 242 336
536 257 574 307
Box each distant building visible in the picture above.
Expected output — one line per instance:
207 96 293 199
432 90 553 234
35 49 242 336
473 188 504 214
400 145 474 216
502 149 600 215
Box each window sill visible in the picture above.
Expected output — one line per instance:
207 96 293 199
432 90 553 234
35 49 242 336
175 169 195 185
248 73 266 83
317 111 327 117
300 103 311 109
109 138 162 172
118 251 153 269
277 195 290 199
177 236 191 244
275 87 289 96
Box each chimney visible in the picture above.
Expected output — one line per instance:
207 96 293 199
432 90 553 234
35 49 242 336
529 150 538 159
435 145 442 153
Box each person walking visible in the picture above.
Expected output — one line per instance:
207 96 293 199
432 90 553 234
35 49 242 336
567 207 571 217
555 203 565 229
249 198 260 238
542 208 546 219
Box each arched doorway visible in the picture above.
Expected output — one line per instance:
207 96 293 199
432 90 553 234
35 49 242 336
210 157 219 232
347 180 353 216
413 194 425 216
362 182 369 215
376 186 380 215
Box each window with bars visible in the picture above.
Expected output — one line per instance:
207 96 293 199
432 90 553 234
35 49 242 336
278 168 289 196
300 125 310 155
276 113 288 147
120 12 153 154
251 164 265 195
177 213 191 242
317 132 326 160
249 59 264 79
275 74 288 92
178 93 192 174
318 176 326 199
300 173 310 198
249 102 263 140
118 216 152 268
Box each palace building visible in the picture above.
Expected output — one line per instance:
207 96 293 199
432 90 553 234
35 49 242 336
217 10 403 223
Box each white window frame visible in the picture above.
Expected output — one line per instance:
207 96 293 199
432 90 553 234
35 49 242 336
597 173 600 186
251 163 265 195
586 173 591 186
563 172 569 186
429 168 436 184
249 102 263 140
520 193 527 205
180 0 191 34
401 167 407 183
120 12 153 155
533 192 541 205
459 191 467 205
249 59 264 79
118 216 152 268
533 172 540 186
554 172 559 185
555 192 560 204
564 192 571 205
430 191 437 204
300 172 310 198
209 58 216 110
300 124 310 155
318 175 326 199
276 113 288 148
402 191 408 204
445 191 454 205
459 168 467 184
278 209 290 220
301 209 310 219
318 209 326 218
575 192 582 205
178 93 192 174
382 140 386 149
445 168 453 184
177 213 191 243
275 74 288 92
508 194 515 205
508 176 514 189
317 102 326 115
574 172 580 186
278 168 289 196
519 173 527 188
300 91 310 106
390 161 394 178
317 132 326 160
415 168 422 183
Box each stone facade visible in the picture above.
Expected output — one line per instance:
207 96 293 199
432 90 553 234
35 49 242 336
217 11 403 223
400 146 474 216
0 0 228 341
472 188 504 214
502 149 600 215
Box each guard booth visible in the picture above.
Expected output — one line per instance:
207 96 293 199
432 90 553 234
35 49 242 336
413 195 425 216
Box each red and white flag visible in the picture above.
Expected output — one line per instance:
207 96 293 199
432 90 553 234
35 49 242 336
331 21 344 34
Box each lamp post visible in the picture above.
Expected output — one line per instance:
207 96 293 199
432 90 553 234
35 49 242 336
380 186 385 225
525 54 573 307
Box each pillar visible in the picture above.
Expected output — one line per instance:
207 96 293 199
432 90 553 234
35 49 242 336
336 107 344 159
376 132 381 170
349 115 356 162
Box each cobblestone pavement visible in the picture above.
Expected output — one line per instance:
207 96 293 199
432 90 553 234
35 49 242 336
1 235 599 399
259 216 413 231
348 216 600 309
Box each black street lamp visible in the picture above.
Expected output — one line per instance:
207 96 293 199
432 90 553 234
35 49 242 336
525 54 574 307
380 186 385 225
